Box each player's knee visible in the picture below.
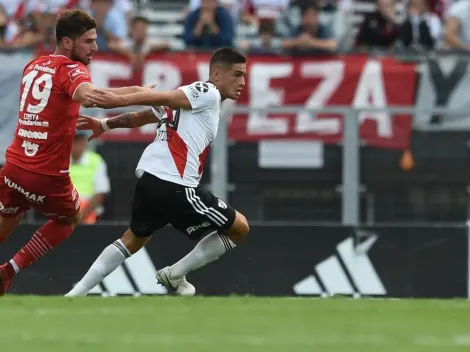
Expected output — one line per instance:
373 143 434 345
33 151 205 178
226 212 249 244
121 228 151 254
237 213 250 237
56 211 82 228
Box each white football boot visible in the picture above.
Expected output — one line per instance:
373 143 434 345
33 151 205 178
156 266 196 296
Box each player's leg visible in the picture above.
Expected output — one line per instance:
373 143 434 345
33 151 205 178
0 164 28 243
0 165 30 294
0 180 81 295
65 173 168 297
0 213 23 243
6 211 82 275
0 214 24 294
157 188 249 293
65 228 153 297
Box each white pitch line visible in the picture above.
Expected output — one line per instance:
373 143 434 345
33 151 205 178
5 333 404 346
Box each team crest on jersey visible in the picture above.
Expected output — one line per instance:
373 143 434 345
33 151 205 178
218 199 227 209
194 82 209 93
22 140 39 156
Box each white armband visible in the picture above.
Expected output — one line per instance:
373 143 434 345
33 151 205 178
101 118 111 131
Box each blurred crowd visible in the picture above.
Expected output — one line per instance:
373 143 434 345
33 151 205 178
1 0 469 59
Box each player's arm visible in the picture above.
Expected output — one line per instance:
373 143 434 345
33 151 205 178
85 89 193 110
73 82 99 108
102 85 156 96
73 83 156 107
106 108 160 129
77 109 161 141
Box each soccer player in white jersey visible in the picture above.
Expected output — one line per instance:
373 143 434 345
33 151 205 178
66 48 249 296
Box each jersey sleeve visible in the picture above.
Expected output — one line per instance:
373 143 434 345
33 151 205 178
151 106 167 119
179 82 219 112
58 62 92 99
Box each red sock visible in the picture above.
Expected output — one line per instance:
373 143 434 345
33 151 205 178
11 220 74 274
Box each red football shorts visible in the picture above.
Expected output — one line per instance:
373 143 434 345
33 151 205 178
0 162 80 219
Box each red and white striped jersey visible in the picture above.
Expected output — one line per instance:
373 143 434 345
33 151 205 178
135 81 221 187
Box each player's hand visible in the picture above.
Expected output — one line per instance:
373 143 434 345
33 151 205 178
86 89 120 109
144 84 157 90
76 114 104 141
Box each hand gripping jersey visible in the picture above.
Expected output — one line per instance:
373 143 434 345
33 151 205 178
136 81 221 187
5 55 91 176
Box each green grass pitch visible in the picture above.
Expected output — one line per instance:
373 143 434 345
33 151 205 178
1 296 470 351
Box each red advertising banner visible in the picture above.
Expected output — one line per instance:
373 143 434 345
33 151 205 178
86 53 416 149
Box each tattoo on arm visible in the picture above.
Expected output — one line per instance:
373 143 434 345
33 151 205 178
107 112 137 129
106 109 157 129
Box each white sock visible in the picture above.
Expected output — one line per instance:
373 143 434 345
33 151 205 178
169 231 235 279
65 239 131 297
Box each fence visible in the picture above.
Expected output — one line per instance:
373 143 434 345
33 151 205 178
213 105 470 226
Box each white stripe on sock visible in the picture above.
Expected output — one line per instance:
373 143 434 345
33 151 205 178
9 259 20 273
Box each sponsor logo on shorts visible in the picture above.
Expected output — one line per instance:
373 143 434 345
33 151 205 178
42 212 57 217
217 199 227 209
0 201 19 215
4 176 45 204
186 222 211 234
22 140 39 157
18 128 48 140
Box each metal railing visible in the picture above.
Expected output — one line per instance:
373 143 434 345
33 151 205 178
210 105 470 226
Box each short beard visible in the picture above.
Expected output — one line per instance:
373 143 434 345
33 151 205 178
70 48 86 65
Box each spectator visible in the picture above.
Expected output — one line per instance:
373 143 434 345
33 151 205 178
276 0 315 38
398 0 441 50
443 0 470 51
70 131 111 224
82 0 134 34
239 20 282 54
431 0 452 20
0 12 43 50
0 5 8 43
116 16 169 70
244 0 290 23
281 4 338 54
89 0 127 51
88 0 145 69
187 0 247 25
123 16 169 54
355 0 398 49
184 0 234 49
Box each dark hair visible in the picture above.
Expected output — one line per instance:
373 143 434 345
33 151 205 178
56 9 96 43
132 16 149 26
301 3 319 16
209 48 246 68
258 21 275 35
